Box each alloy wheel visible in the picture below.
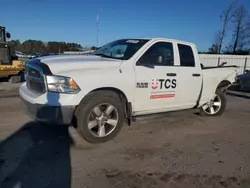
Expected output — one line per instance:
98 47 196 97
87 103 119 137
202 94 222 115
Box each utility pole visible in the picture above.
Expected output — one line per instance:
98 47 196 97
96 13 99 48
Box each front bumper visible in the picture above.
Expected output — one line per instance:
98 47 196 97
21 97 76 125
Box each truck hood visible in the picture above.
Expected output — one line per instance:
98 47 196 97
37 55 123 74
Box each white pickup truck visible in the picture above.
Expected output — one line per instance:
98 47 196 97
20 38 238 143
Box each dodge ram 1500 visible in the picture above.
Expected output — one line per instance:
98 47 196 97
20 38 238 143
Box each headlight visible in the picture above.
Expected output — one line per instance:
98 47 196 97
46 75 80 94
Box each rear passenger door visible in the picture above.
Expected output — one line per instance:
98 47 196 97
176 43 202 108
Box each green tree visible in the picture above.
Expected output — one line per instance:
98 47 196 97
7 40 21 51
20 40 46 53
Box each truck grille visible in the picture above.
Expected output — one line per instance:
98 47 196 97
27 67 41 78
26 77 46 94
25 62 47 94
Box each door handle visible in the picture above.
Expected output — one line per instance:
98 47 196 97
193 73 201 77
167 73 177 77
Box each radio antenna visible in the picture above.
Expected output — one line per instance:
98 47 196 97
96 13 99 48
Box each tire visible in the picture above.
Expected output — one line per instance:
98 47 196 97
199 89 226 116
75 90 125 144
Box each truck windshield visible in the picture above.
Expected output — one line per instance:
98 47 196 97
92 39 149 60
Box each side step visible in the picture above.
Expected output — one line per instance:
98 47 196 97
132 109 198 122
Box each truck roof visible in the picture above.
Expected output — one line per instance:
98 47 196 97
125 38 195 46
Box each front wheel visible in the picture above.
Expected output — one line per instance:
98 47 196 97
75 91 125 144
199 89 226 116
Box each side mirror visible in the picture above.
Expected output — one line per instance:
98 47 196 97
6 32 11 39
137 54 162 68
245 69 249 73
137 56 154 68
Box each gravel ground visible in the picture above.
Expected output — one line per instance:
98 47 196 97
0 96 250 188
0 82 21 99
0 82 22 92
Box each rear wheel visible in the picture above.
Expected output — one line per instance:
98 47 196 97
75 91 125 143
199 89 226 116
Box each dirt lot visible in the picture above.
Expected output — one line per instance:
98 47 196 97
0 95 250 188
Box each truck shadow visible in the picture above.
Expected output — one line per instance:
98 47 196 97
0 122 74 188
226 90 250 100
0 92 74 188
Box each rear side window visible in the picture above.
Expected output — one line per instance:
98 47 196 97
178 44 195 67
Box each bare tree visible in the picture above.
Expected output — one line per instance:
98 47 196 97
245 17 250 49
230 4 248 53
216 1 237 53
208 31 221 53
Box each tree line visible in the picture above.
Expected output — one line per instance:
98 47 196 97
207 0 250 55
7 39 85 54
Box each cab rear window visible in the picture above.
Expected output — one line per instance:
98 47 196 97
178 44 195 67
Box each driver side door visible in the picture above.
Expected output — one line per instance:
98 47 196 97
133 41 180 115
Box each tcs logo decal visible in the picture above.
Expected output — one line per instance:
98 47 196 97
151 79 176 90
151 79 159 89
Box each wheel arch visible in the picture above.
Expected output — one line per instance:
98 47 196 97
76 87 132 126
90 87 128 102
197 79 231 109
217 80 232 92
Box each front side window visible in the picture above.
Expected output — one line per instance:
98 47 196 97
92 39 149 60
137 42 174 66
178 44 195 67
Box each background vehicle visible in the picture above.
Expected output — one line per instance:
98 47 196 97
15 51 28 59
233 69 250 92
20 38 238 143
0 26 24 83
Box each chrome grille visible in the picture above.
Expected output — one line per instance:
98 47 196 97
27 67 41 78
25 64 46 94
26 78 46 94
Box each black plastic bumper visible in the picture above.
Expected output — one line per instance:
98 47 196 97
21 97 76 125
